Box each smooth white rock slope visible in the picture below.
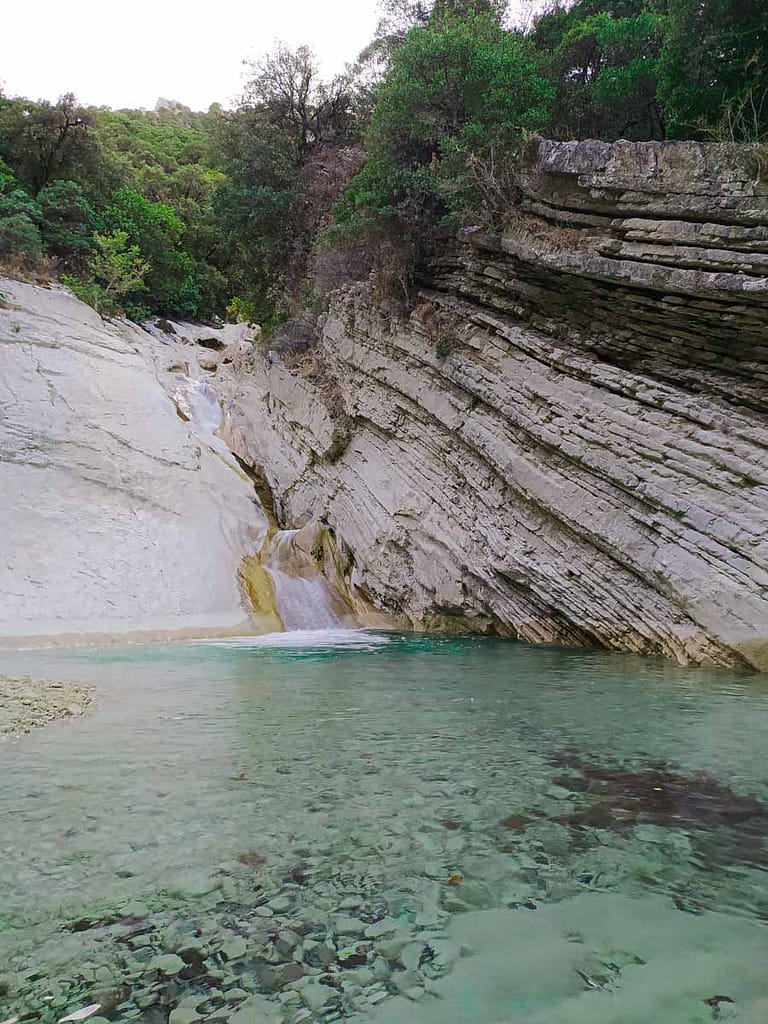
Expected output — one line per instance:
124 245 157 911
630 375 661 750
0 278 267 643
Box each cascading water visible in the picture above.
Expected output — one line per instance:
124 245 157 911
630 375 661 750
264 529 345 631
173 378 224 435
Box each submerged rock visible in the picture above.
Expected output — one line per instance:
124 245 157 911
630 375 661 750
550 753 768 832
149 954 185 977
229 994 282 1024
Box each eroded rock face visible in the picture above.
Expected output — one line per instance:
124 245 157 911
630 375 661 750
220 139 768 669
0 280 268 642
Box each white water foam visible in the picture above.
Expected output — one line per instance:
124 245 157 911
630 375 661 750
196 629 391 649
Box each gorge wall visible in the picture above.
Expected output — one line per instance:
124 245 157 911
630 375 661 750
221 139 768 670
0 280 270 643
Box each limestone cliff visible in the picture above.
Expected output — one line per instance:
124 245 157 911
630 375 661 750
219 139 768 669
0 279 269 643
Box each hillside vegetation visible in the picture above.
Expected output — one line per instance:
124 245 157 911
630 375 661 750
0 0 765 329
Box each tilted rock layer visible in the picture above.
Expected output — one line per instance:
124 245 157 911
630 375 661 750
0 280 268 642
222 139 768 669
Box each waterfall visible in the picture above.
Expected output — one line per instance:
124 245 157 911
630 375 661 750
173 378 223 434
264 529 345 631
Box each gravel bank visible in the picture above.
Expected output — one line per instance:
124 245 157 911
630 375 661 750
0 675 95 737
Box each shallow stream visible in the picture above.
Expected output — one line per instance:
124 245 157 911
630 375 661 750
1 632 767 1023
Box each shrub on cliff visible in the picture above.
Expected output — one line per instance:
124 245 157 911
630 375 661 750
99 188 199 317
63 230 151 318
0 213 44 262
0 190 46 270
0 188 42 223
339 7 553 233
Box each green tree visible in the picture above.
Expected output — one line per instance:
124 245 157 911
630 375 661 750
213 116 301 324
90 230 150 303
93 105 231 317
0 158 15 192
0 93 104 192
0 213 43 261
100 187 200 316
658 0 768 140
37 180 96 266
64 230 151 316
341 7 553 230
243 43 356 157
0 187 41 223
532 0 664 140
213 43 364 325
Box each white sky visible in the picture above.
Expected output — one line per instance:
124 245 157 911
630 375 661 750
0 0 382 111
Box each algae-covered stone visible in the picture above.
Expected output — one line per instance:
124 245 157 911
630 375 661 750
364 918 397 939
268 896 291 914
300 980 339 1013
372 956 391 981
172 875 220 899
168 1008 199 1024
229 993 282 1024
221 937 248 961
121 901 151 919
177 938 207 961
225 989 249 1003
149 954 185 976
274 930 300 956
333 915 363 937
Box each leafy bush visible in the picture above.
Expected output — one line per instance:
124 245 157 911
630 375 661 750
100 188 198 316
0 214 43 261
340 9 553 235
0 158 15 192
658 0 768 141
60 275 107 311
533 1 664 141
63 230 150 317
0 188 41 223
226 296 260 324
37 180 96 266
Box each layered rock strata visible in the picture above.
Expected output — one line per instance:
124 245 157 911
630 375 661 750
221 139 768 669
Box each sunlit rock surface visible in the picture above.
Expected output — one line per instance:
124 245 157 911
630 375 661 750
0 280 267 642
218 139 768 669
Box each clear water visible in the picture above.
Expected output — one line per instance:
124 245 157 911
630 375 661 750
1 633 767 1022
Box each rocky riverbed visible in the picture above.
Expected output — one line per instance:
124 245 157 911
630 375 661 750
4 835 767 1024
0 675 94 738
1 636 768 1024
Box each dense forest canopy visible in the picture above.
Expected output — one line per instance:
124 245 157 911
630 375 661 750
0 0 765 328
